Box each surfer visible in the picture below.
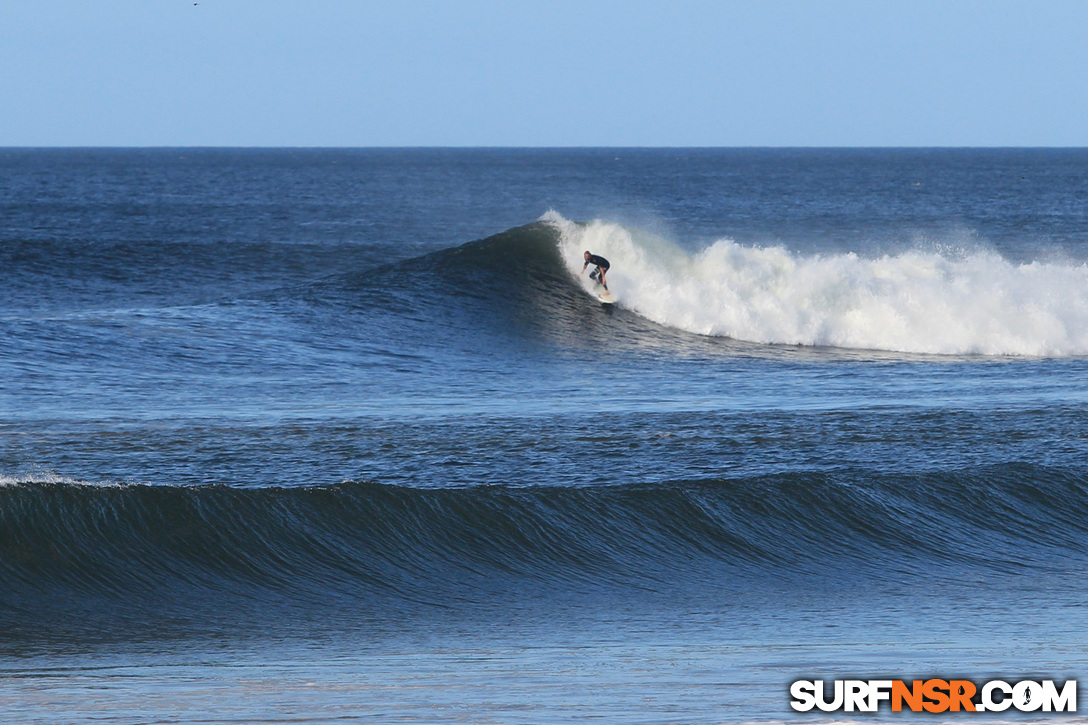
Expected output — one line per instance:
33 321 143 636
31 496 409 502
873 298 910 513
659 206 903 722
581 251 610 290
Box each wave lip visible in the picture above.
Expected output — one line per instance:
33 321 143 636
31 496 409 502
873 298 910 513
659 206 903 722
548 213 1088 356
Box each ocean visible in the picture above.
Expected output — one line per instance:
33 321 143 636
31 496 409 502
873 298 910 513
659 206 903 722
2 148 1087 723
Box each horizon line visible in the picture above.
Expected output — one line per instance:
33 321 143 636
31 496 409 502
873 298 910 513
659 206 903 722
2 144 1087 151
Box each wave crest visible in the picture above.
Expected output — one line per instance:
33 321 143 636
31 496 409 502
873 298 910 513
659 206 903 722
549 213 1088 356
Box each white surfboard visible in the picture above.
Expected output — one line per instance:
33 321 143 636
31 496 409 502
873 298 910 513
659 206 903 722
595 288 615 304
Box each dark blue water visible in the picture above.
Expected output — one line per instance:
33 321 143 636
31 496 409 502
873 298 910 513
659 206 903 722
2 149 1088 723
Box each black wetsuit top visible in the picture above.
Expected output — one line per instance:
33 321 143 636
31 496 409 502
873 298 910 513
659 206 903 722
586 254 610 270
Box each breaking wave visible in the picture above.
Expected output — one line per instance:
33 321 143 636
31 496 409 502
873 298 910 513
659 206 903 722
548 212 1088 355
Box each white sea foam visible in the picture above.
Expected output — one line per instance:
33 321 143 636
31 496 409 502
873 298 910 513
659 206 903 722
546 212 1088 356
0 471 121 487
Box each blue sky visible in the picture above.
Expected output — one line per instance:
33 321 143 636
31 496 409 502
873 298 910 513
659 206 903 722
3 0 1086 146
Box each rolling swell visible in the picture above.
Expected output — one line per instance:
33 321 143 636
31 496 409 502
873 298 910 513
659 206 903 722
3 465 1087 638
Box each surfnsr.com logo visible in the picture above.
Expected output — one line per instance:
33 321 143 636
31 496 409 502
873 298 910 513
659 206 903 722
790 679 1077 713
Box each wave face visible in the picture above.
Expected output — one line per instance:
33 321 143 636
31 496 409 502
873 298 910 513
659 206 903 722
548 213 1088 356
4 465 1088 638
